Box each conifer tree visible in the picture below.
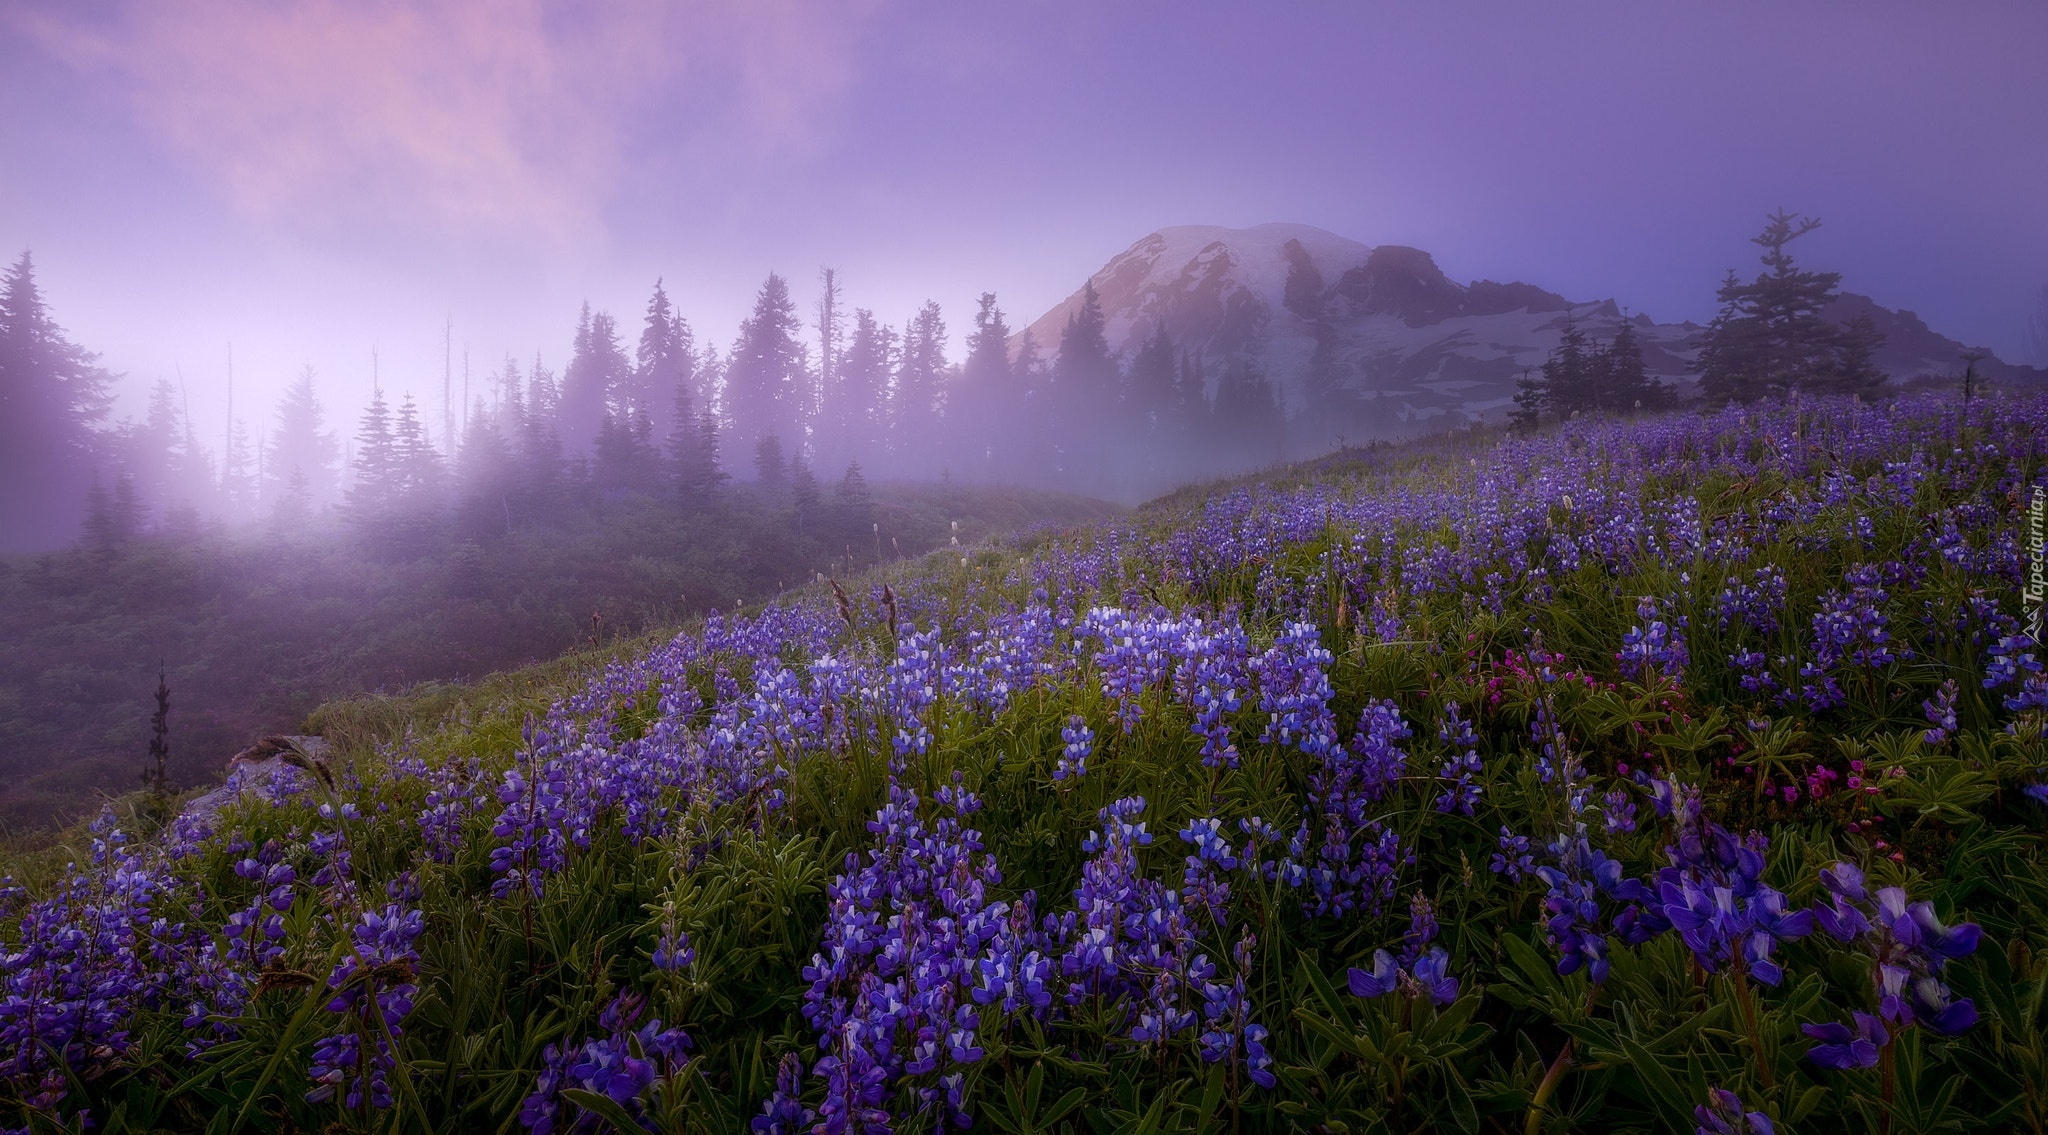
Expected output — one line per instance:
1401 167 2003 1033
815 268 844 449
1697 211 1867 403
264 366 339 515
672 393 726 509
1126 324 1177 430
833 459 875 545
1541 316 1598 418
829 310 892 469
892 301 947 467
455 397 516 538
1510 367 1546 430
0 252 116 550
1175 349 1208 434
123 378 193 517
727 273 806 467
1053 281 1117 482
1599 320 1677 412
560 305 630 455
957 293 1011 477
1822 313 1886 397
345 387 396 524
1055 280 1116 415
790 462 821 532
633 280 693 440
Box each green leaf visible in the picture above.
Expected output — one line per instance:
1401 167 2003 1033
1618 1036 1695 1132
561 1087 651 1133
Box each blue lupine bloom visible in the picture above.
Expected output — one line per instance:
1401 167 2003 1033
1802 1011 1887 1070
1695 1086 1773 1135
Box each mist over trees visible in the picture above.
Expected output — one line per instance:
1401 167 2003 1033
1 253 116 551
4 210 1983 554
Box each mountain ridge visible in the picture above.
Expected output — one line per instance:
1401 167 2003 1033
1015 223 2043 431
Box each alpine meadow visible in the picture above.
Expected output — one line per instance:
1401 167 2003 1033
4 4 2048 1134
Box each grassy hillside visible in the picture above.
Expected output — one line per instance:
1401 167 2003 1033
4 391 2047 1133
0 481 1117 833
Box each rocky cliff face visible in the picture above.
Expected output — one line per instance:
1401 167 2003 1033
1017 223 2041 434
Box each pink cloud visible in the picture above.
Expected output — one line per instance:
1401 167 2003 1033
17 0 877 242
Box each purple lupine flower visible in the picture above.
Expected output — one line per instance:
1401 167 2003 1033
1055 715 1093 782
1802 1012 1888 1070
1804 862 1981 1045
1492 827 1536 883
1651 787 1808 985
1618 596 1688 682
1695 1086 1773 1135
1432 702 1484 815
1921 678 1959 743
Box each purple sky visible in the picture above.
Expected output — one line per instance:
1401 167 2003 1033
3 1 2043 444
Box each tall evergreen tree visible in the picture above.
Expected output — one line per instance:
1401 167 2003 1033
1213 355 1284 459
956 293 1012 477
833 459 875 548
1510 367 1546 430
560 305 630 455
789 462 821 533
828 309 892 469
263 366 340 515
1175 349 1209 433
632 280 693 441
1126 324 1177 430
726 273 806 468
594 407 660 493
892 301 947 468
455 397 517 539
1541 315 1598 418
1054 281 1116 412
1821 313 1887 397
1053 281 1118 482
0 252 116 550
754 433 789 487
220 415 258 521
346 387 397 524
122 378 196 518
672 388 726 509
1597 320 1676 411
1697 211 1859 403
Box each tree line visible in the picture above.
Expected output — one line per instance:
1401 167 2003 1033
1509 210 1891 427
0 210 1938 551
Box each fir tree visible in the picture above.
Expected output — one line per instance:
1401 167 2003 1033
1822 313 1886 397
560 305 631 455
1175 349 1209 434
632 280 693 440
1 252 115 550
264 366 339 515
956 293 1011 476
1541 315 1598 418
790 462 821 532
1055 280 1116 413
727 274 806 467
892 301 947 465
1697 211 1859 403
754 432 788 487
673 396 726 509
455 398 517 538
830 309 892 468
1510 367 1546 430
833 460 875 545
1126 324 1177 430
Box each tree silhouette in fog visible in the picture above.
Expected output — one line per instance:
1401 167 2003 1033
0 252 115 550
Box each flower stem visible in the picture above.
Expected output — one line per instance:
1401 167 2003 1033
1525 1038 1573 1135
